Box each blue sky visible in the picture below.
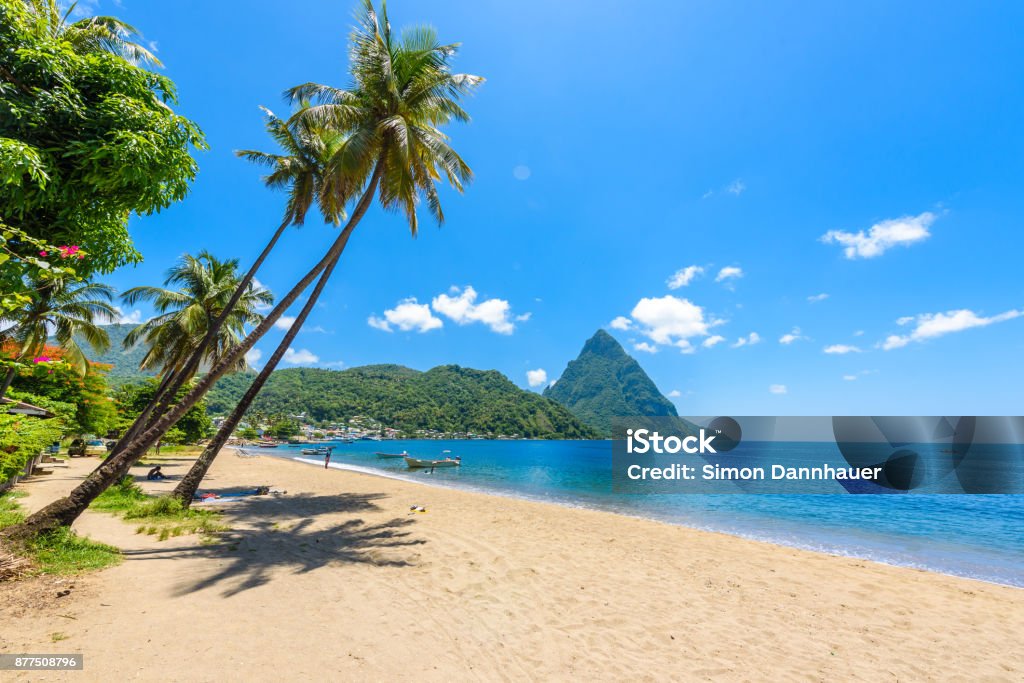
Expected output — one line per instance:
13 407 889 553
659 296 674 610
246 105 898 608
92 0 1024 414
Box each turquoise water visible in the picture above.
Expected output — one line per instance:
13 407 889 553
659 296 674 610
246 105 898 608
265 439 1024 587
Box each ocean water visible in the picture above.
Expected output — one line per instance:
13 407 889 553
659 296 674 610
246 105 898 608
264 439 1024 587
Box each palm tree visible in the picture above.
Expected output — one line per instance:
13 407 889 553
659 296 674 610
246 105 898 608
22 0 161 66
7 0 482 536
121 251 273 380
0 277 117 398
171 0 482 505
105 105 348 459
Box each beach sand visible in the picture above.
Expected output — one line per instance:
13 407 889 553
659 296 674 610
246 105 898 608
1 451 1022 681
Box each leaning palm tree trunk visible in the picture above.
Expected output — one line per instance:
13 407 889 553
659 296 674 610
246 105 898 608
107 218 291 461
0 163 382 541
171 255 335 505
171 166 384 504
0 367 16 400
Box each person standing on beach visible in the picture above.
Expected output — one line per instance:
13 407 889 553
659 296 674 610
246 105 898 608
324 448 332 469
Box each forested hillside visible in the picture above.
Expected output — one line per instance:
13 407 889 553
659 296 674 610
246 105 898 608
208 364 599 439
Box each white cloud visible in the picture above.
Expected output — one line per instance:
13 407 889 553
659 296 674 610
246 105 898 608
778 327 808 345
251 279 273 311
274 315 296 330
526 368 548 388
629 295 710 346
842 375 858 381
667 389 682 398
726 179 746 196
609 316 633 331
821 211 935 259
512 165 531 181
667 265 704 289
515 312 532 322
715 266 743 283
321 360 345 369
108 307 142 325
245 348 263 368
431 286 516 334
853 330 865 336
368 298 443 333
731 332 761 348
282 347 318 365
702 335 726 348
824 344 862 354
807 293 829 303
633 342 658 354
769 384 787 395
881 308 1023 350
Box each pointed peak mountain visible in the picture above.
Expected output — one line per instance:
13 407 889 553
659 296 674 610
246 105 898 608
580 329 628 358
544 329 678 435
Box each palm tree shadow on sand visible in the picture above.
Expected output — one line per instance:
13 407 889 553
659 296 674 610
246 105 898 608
119 492 427 597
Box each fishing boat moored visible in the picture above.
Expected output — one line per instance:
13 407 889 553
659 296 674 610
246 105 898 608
404 451 461 469
376 451 408 459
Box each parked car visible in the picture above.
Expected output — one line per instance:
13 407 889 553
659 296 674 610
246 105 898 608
68 438 107 457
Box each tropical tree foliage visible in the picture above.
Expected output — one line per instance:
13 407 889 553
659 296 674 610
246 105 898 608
0 0 205 273
114 379 211 445
237 104 351 228
121 251 273 379
0 411 63 484
22 0 162 66
0 277 116 398
0 223 81 315
10 353 118 435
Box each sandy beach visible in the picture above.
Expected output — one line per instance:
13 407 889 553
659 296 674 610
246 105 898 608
1 451 1022 681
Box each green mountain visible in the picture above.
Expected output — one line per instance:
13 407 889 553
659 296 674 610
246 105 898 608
76 324 155 387
207 364 599 439
543 329 678 435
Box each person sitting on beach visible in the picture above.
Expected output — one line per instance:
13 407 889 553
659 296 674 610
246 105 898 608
146 465 166 481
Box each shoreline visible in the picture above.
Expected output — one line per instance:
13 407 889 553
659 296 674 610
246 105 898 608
272 450 1023 590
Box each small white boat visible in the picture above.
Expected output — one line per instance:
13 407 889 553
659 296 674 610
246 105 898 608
404 457 460 469
376 451 408 459
301 447 331 455
404 453 461 469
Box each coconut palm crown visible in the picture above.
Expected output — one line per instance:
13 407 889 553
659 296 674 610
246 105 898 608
285 0 484 235
121 251 273 379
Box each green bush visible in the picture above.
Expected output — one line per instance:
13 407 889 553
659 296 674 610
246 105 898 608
0 413 63 484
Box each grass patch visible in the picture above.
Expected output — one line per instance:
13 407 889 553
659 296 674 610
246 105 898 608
25 528 121 574
92 477 226 540
0 492 24 528
0 492 121 578
51 632 68 642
